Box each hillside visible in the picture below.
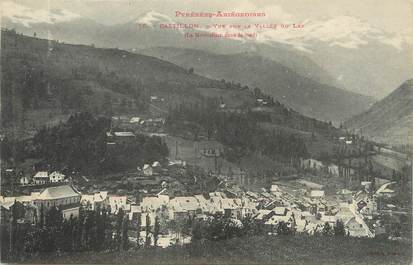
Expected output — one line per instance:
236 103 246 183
14 235 412 265
0 29 214 135
345 79 413 146
140 47 374 123
1 30 346 177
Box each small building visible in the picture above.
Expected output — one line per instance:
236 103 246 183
20 176 31 186
152 161 161 168
130 117 141 124
309 190 325 199
33 185 81 220
143 164 153 176
337 189 353 202
106 195 128 214
345 217 369 237
270 184 281 194
33 171 49 185
49 171 66 183
81 191 108 211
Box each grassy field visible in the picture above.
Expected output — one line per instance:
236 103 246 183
18 235 412 265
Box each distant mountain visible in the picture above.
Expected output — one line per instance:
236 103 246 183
0 4 349 91
1 30 344 163
2 2 412 99
140 47 374 123
345 79 413 145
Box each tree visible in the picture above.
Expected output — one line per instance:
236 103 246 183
145 214 151 247
276 221 292 235
122 216 129 250
322 222 332 236
136 214 141 248
334 220 346 236
153 216 160 247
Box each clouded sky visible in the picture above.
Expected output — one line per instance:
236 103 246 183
7 0 413 35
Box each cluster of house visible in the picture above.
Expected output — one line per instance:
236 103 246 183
80 190 257 228
19 171 67 186
3 176 399 241
0 185 81 224
79 181 379 238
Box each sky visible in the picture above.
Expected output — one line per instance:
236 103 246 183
6 0 413 35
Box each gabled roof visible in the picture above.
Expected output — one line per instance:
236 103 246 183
143 164 152 170
37 185 80 200
169 196 200 212
33 171 48 179
49 171 65 178
310 190 325 197
113 131 135 137
274 207 288 216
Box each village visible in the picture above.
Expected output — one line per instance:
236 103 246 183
1 146 410 249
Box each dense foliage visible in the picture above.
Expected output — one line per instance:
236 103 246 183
166 103 308 163
1 112 169 174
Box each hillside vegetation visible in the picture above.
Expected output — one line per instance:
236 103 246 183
19 235 412 265
346 79 413 146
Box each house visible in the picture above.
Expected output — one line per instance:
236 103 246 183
220 198 242 218
33 171 49 185
141 195 169 212
81 191 108 211
169 197 199 218
152 161 161 168
328 164 339 176
301 158 324 170
345 217 369 237
270 184 281 194
375 182 396 197
33 185 81 220
106 195 128 214
309 190 325 199
20 176 31 186
130 117 141 124
264 208 293 226
320 215 336 226
49 171 65 183
143 164 153 176
337 189 353 202
128 204 142 221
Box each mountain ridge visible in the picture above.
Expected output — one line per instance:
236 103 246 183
140 46 375 123
345 79 413 146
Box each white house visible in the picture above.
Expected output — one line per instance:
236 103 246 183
49 171 66 183
130 117 141 124
143 164 153 176
106 195 128 214
152 161 161 168
309 190 325 199
33 171 49 185
33 185 81 220
20 176 31 186
81 191 108 211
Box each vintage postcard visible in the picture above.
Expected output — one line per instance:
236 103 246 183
0 0 412 264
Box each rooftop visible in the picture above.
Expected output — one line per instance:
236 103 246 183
37 185 80 200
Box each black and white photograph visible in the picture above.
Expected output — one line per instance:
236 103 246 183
0 0 412 264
